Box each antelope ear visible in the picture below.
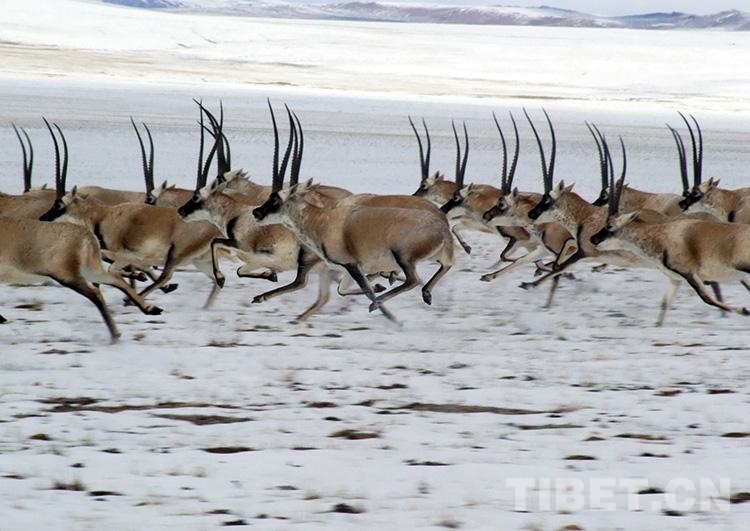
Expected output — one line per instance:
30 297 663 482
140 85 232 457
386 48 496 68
302 190 325 209
621 210 640 225
511 187 519 198
434 172 444 182
564 182 575 193
160 180 168 190
71 185 78 196
711 178 720 188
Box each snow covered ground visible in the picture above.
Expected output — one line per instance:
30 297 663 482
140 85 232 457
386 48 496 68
1 1 749 529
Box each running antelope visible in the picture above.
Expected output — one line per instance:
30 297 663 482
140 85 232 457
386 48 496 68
253 105 454 322
38 122 223 308
0 121 162 342
591 160 750 322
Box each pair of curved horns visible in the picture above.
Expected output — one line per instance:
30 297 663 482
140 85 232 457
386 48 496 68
130 118 154 195
269 99 303 192
452 121 469 188
587 123 626 215
409 116 431 182
667 112 702 193
42 118 68 200
493 111 519 194
524 108 556 194
12 123 33 193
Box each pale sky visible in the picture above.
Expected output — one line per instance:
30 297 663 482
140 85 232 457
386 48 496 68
301 1 749 17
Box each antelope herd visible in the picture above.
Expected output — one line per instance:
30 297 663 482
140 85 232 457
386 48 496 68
2 101 749 342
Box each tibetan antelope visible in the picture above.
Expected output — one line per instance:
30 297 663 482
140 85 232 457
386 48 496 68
253 105 454 323
590 158 750 322
38 121 223 308
675 113 750 223
0 121 162 342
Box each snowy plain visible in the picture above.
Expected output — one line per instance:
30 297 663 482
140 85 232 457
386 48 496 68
1 1 750 529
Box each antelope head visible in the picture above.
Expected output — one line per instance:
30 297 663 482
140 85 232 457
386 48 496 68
252 101 306 226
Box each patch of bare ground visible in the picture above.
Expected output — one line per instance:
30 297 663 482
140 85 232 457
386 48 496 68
722 432 750 438
615 433 668 441
155 414 252 425
730 492 750 504
512 423 584 430
51 479 86 491
329 502 365 514
329 429 380 440
396 402 577 415
405 459 451 466
201 447 255 454
41 397 241 413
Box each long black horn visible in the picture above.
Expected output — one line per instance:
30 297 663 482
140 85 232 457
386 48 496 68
586 122 607 192
409 116 430 181
542 108 556 191
452 121 469 188
507 112 520 192
678 112 701 188
268 99 281 191
493 112 509 192
291 111 304 187
55 123 69 196
687 113 702 187
43 117 63 199
668 124 688 195
194 99 219 189
279 104 296 187
612 136 626 215
523 108 550 193
12 123 33 193
131 117 154 195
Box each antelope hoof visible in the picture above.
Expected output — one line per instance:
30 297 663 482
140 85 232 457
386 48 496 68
133 271 148 282
422 289 432 305
480 274 492 282
161 283 178 294
251 295 265 304
741 307 750 316
146 305 163 316
109 333 122 345
461 243 472 254
216 274 226 289
368 301 378 313
0 315 7 324
519 282 534 290
266 272 278 282
373 283 387 293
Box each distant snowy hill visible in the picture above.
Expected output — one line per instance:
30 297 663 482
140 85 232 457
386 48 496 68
101 1 750 30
